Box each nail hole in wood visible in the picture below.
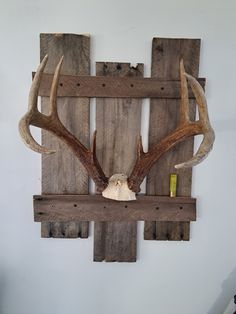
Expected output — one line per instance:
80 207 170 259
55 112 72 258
74 204 77 207
161 87 164 90
130 84 134 87
179 206 183 209
104 206 106 209
125 205 128 208
102 83 106 87
60 83 63 87
155 206 159 210
38 212 43 215
77 83 80 86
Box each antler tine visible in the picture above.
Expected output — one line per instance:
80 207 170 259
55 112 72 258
175 131 215 169
185 72 209 124
179 59 190 124
137 135 144 157
18 54 56 154
29 54 48 112
175 71 215 169
49 56 64 117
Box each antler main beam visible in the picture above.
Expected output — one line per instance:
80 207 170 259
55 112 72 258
127 60 215 193
19 55 108 192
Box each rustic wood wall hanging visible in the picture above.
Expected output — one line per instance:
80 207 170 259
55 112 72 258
19 33 215 262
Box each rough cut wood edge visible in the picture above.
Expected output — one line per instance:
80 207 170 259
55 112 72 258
33 72 205 98
40 33 90 238
34 195 196 222
145 37 201 241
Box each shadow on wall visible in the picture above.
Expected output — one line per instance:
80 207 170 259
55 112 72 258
208 268 236 314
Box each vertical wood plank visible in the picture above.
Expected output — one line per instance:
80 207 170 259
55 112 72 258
145 38 200 241
94 62 143 262
40 33 90 238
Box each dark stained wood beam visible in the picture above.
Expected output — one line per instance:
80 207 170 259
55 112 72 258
34 195 196 222
33 72 205 98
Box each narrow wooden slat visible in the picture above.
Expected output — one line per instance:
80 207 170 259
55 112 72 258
145 38 201 241
34 72 205 98
34 195 196 222
94 62 143 262
40 33 90 238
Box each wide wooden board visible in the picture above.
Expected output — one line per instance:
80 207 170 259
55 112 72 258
34 73 205 98
94 62 143 262
145 38 200 241
40 33 90 238
34 195 196 222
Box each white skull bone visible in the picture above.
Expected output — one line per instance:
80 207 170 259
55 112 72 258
102 174 136 201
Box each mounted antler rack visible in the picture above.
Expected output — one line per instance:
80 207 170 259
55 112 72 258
19 34 214 262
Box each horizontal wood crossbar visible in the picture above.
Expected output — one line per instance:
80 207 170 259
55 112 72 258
34 195 196 222
34 73 205 98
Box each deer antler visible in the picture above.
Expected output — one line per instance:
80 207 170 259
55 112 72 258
127 59 215 193
19 57 214 201
19 55 108 192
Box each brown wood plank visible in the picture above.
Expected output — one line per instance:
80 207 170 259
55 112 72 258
40 33 90 238
94 62 143 262
34 195 196 222
34 72 205 98
145 38 201 241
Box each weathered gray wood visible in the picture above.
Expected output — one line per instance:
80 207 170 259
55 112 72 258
34 195 196 222
40 33 90 238
94 62 143 262
34 72 205 98
145 38 201 241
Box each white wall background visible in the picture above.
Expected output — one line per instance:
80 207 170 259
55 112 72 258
0 0 236 313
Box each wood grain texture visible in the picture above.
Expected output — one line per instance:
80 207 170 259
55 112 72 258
34 195 196 222
40 33 90 238
34 72 205 98
94 62 143 262
145 38 201 241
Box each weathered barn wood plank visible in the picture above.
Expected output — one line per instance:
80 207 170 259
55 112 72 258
145 38 200 241
34 72 205 98
34 195 196 222
40 33 90 238
94 62 143 262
